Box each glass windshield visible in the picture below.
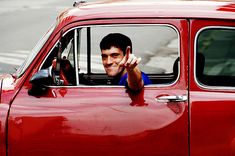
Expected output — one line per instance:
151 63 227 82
15 22 57 77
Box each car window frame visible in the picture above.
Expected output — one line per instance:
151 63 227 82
40 23 181 88
194 25 235 90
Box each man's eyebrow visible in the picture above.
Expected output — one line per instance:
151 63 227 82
111 53 120 56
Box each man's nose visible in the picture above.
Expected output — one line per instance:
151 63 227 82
106 56 113 65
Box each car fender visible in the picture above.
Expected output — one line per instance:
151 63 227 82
0 77 10 156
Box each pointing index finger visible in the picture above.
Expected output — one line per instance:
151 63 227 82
125 46 131 61
119 46 131 67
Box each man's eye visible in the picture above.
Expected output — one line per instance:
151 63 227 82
112 53 119 57
101 55 107 59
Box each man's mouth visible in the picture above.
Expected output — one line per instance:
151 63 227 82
106 66 117 70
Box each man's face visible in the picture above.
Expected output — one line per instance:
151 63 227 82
101 46 125 77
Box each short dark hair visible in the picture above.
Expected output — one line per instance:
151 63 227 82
100 33 132 55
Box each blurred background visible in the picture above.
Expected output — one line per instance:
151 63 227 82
0 0 232 74
0 0 81 74
0 0 173 74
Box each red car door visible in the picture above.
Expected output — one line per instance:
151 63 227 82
8 19 189 156
190 19 235 156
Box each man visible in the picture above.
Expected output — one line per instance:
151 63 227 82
100 33 151 91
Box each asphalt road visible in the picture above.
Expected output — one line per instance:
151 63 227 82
0 0 178 74
0 0 77 74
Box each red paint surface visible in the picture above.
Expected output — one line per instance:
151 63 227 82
190 19 235 156
7 18 189 156
8 87 188 156
2 1 235 155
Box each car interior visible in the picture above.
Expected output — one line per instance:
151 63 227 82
41 26 179 86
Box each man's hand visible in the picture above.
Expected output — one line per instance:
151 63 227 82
119 46 144 90
119 46 141 72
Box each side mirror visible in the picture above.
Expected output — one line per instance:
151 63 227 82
28 67 53 96
30 67 52 85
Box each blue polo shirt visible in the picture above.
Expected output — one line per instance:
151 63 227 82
118 72 152 86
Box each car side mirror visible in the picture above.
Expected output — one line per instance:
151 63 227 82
28 67 53 96
30 67 52 85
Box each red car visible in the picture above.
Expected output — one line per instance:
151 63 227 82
1 1 235 155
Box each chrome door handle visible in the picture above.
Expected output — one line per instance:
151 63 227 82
156 95 187 103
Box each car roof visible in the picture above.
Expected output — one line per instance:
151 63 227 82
57 0 235 26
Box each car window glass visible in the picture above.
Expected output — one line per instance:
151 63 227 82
41 30 76 86
62 38 75 68
77 25 179 86
16 22 56 77
196 27 235 87
78 28 88 74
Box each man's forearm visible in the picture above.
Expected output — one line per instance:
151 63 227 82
127 68 144 90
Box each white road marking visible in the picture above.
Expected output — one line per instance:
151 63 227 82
0 50 30 66
0 53 28 58
0 56 24 66
14 50 30 54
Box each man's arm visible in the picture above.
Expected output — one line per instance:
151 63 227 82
119 46 144 90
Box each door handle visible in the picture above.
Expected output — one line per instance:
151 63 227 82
156 95 187 103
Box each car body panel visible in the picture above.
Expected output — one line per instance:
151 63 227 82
190 19 235 156
57 1 235 24
52 1 235 41
9 87 188 156
1 1 235 155
0 75 15 156
0 77 7 156
7 17 189 156
0 103 8 156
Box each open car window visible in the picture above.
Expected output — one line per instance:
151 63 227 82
41 30 77 86
40 24 179 86
78 25 179 86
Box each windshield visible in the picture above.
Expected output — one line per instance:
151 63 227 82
15 22 57 77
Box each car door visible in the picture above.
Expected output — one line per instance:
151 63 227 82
190 19 235 156
8 19 189 156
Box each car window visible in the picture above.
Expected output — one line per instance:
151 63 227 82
41 25 179 87
16 22 56 77
41 30 76 86
77 25 179 86
196 27 235 87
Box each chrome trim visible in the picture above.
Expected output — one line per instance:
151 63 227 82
74 29 79 85
156 95 187 103
40 23 181 88
194 26 235 90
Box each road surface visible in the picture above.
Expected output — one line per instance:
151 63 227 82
0 0 178 74
0 0 76 74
